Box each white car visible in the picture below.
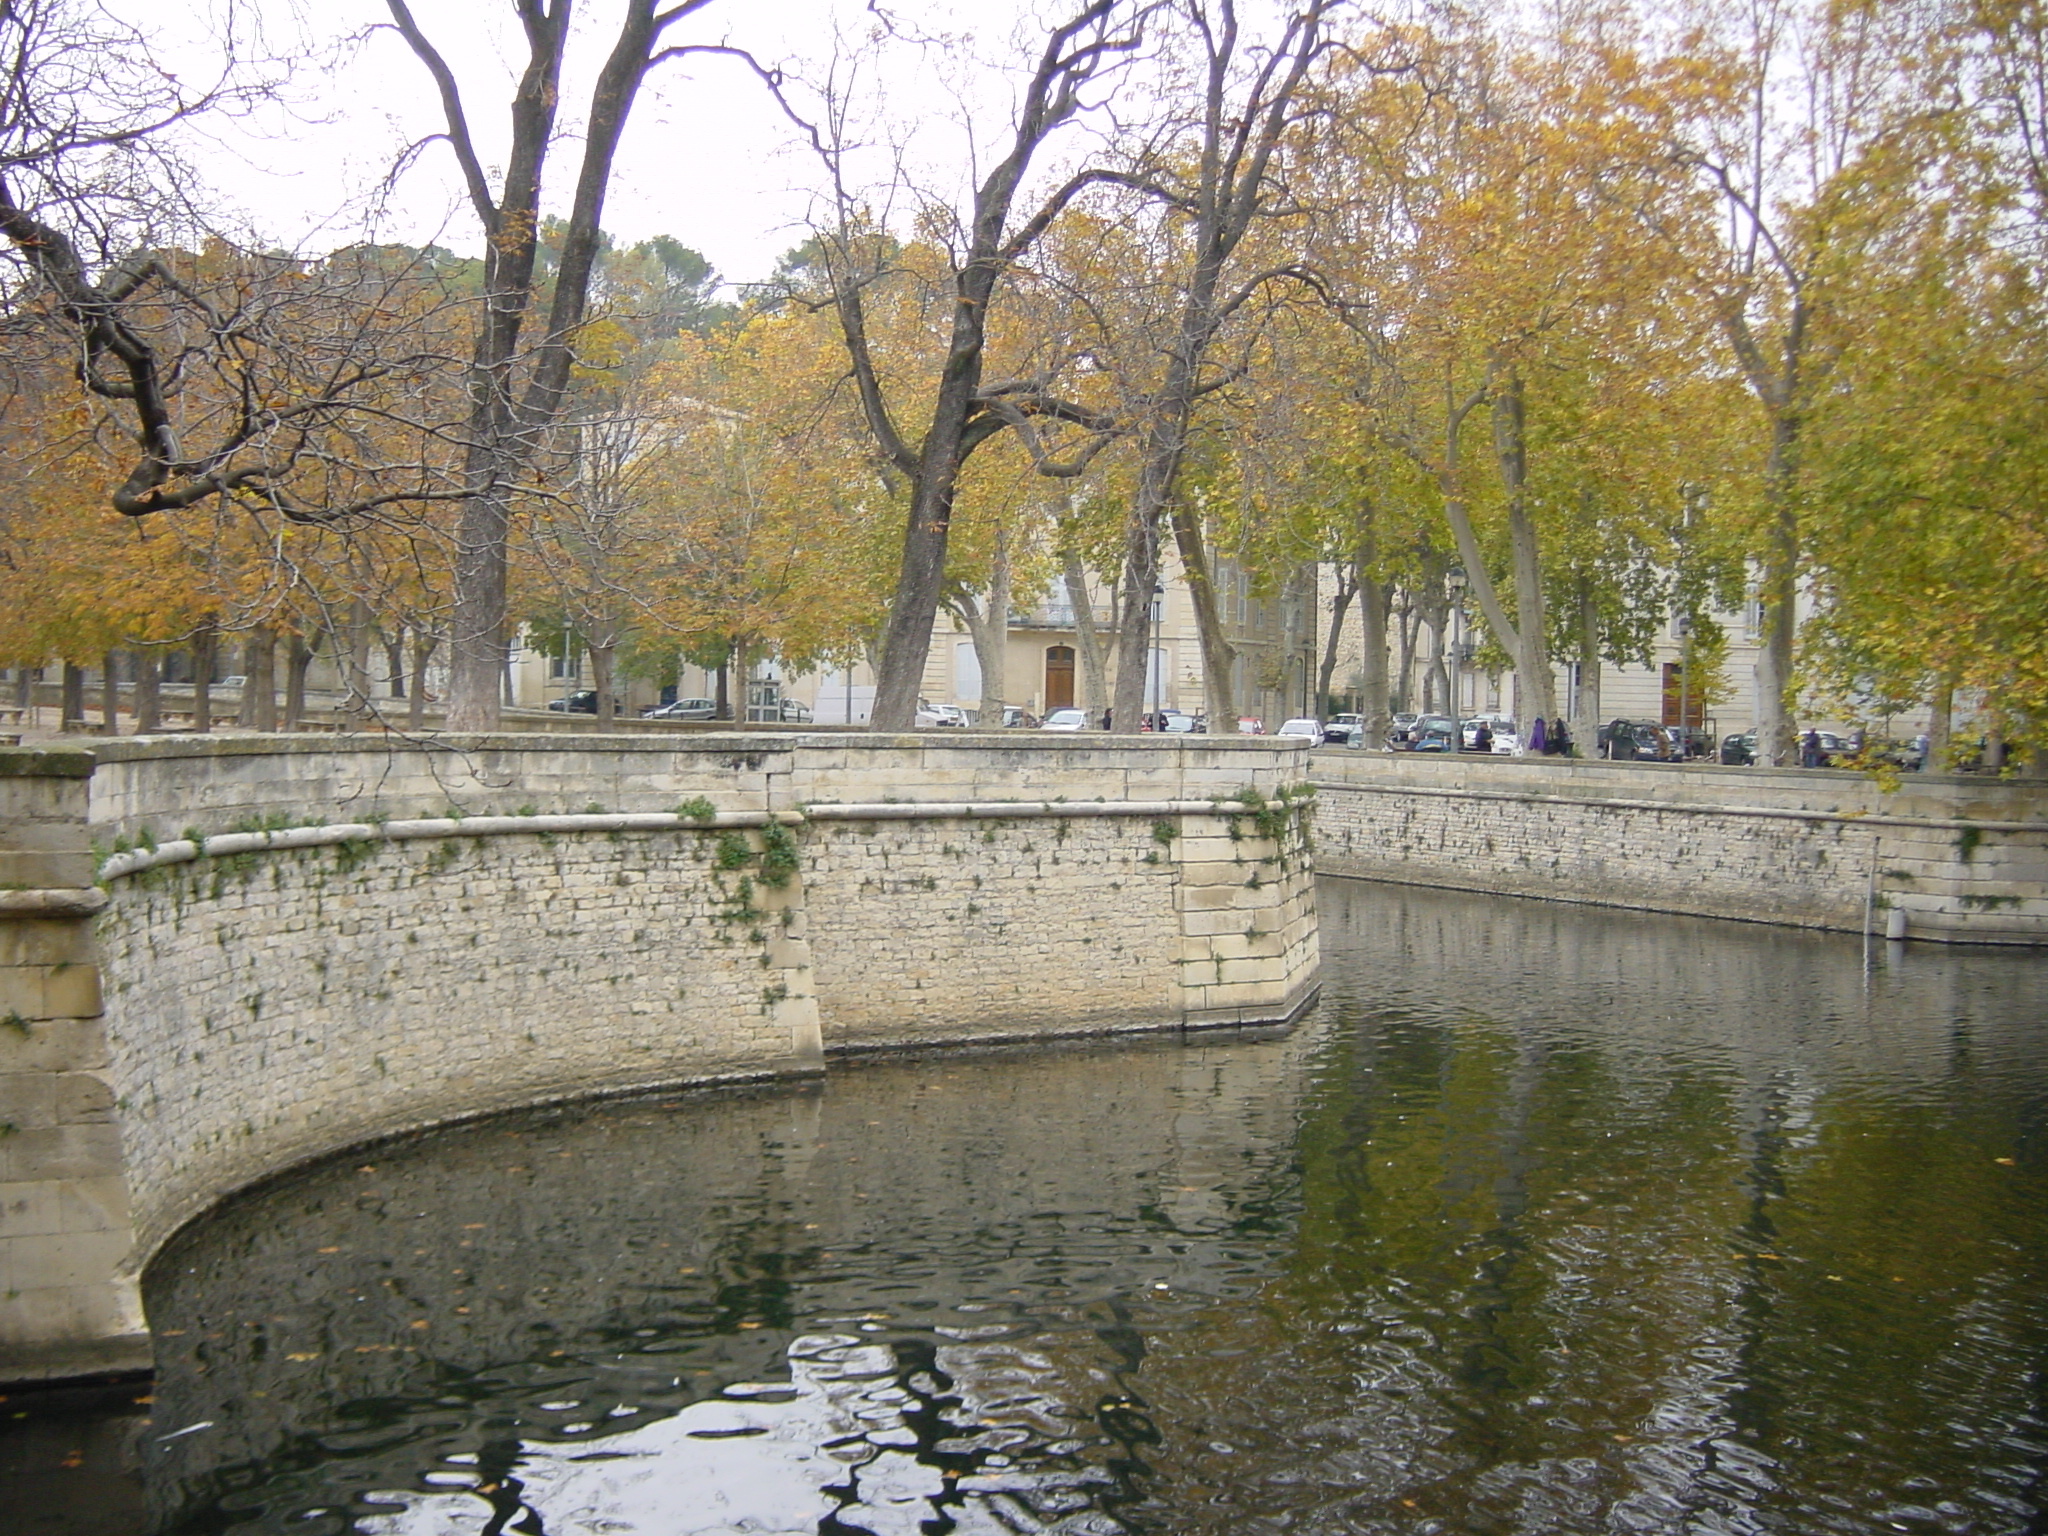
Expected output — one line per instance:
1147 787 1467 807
914 701 970 728
1040 708 1091 731
1276 717 1325 746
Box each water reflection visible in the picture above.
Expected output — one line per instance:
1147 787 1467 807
67 883 2048 1531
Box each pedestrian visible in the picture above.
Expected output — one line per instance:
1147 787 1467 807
1801 728 1823 768
1473 720 1493 754
1551 718 1572 757
1101 707 1113 731
1528 716 1548 755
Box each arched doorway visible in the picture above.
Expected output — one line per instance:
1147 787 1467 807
1044 646 1075 711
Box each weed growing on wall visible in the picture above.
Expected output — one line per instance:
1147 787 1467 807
757 821 801 889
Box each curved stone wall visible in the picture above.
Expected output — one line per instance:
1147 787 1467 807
0 735 1320 1381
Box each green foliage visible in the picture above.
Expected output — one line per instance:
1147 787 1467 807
757 820 801 888
676 796 718 822
715 831 754 870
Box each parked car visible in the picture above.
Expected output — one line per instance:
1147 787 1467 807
1236 717 1265 735
1158 710 1203 734
1324 712 1366 745
1597 719 1680 761
1453 714 1518 753
1720 730 1756 765
1668 725 1713 760
996 705 1039 728
642 696 717 720
779 699 813 723
1041 707 1091 731
915 701 969 728
548 690 601 714
1392 714 1456 752
1276 717 1325 746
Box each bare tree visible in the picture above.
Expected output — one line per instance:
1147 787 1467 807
761 2 1138 729
1102 0 1338 734
384 0 720 729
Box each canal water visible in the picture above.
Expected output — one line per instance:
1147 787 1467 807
10 879 2047 1534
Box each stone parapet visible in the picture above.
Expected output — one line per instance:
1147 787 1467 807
1314 753 2048 943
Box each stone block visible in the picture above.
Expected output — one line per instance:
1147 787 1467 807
0 1180 63 1239
0 919 97 970
0 1122 125 1182
0 1075 58 1131
53 1074 116 1124
0 1018 105 1074
0 1226 132 1291
38 964 102 1020
0 850 96 888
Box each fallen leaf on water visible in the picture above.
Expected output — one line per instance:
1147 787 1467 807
463 1223 486 1230
411 1320 430 1330
1994 1157 2016 1166
1613 1434 1633 1443
317 1247 340 1255
285 1353 318 1362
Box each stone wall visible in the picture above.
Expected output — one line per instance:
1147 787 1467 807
1314 752 2048 943
0 734 1319 1382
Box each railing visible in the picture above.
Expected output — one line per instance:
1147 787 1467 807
1012 600 1115 629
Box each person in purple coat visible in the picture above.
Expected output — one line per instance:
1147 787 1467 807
1528 716 1548 755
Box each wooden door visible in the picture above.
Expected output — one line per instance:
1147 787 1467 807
1044 646 1075 710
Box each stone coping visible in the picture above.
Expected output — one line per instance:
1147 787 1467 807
75 731 1300 763
1313 775 2045 835
94 797 1285 882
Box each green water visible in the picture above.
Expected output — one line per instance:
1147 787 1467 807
12 879 2047 1533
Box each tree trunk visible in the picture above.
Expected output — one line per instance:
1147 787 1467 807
250 628 277 731
1925 672 1953 773
1358 577 1393 749
285 633 313 731
1491 376 1557 727
974 531 1012 723
1062 550 1111 717
1394 593 1417 714
385 630 406 699
714 643 733 721
1753 412 1801 767
237 629 277 730
134 649 161 734
11 668 30 712
99 651 119 734
1573 583 1601 751
342 601 375 726
408 632 436 731
191 625 215 733
59 663 85 730
590 640 616 732
1317 564 1359 715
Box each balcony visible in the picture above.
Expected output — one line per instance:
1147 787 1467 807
1012 600 1115 630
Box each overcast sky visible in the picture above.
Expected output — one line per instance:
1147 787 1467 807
135 0 1114 292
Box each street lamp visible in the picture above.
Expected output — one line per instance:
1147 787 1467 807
1446 566 1468 728
1150 583 1164 724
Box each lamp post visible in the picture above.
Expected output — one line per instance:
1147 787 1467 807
1150 583 1164 724
1446 566 1468 736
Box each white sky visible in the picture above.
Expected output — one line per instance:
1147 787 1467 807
134 0 1114 292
